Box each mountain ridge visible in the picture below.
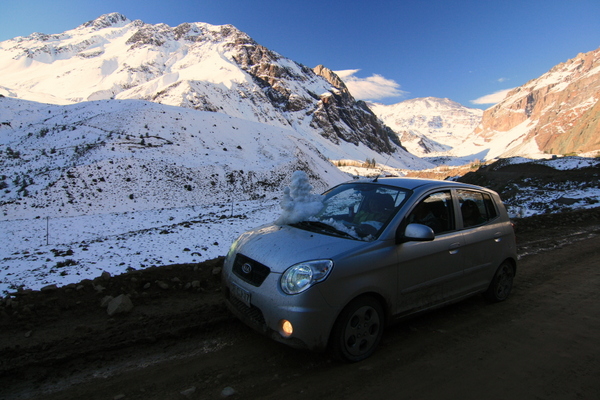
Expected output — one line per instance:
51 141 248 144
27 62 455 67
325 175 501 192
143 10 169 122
2 11 599 206
369 97 483 162
0 12 410 161
473 47 600 158
368 47 600 163
1 13 436 219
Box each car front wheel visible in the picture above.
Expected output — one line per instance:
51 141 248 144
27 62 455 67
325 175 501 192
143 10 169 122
484 261 515 302
330 295 384 362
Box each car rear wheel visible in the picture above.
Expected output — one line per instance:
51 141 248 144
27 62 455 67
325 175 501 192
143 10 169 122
484 261 515 302
330 296 384 362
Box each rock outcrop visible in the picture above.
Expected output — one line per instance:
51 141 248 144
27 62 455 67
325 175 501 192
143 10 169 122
312 65 400 154
474 47 600 156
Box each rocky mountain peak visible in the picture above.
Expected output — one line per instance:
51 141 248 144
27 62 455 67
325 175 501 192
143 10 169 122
80 12 130 31
313 65 349 92
369 97 483 158
309 66 399 154
474 47 600 157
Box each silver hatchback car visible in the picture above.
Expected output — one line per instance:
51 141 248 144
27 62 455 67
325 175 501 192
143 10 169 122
222 177 517 362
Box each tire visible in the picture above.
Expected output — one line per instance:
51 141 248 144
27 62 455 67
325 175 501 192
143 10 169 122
484 261 515 302
330 296 384 362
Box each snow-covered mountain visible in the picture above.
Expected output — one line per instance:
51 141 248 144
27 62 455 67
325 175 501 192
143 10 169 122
0 96 352 219
0 12 436 223
0 12 424 169
369 97 483 161
472 47 600 159
370 47 600 164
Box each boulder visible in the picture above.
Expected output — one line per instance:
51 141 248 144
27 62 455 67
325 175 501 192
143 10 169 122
106 294 133 316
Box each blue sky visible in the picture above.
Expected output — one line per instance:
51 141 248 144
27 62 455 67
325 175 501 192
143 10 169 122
1 0 599 109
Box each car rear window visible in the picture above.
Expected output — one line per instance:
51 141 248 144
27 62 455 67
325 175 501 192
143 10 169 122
457 190 498 228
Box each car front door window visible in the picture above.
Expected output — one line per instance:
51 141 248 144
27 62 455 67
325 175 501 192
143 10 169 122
407 191 454 234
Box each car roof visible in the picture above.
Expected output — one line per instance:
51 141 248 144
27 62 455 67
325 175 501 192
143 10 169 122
345 177 490 192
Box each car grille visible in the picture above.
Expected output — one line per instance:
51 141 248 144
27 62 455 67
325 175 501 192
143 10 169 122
232 254 270 287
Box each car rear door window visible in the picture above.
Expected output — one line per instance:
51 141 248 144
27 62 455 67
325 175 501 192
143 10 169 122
457 190 497 228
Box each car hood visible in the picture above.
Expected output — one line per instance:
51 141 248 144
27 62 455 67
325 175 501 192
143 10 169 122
231 223 368 273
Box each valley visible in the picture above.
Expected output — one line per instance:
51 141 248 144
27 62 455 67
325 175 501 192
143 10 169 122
0 11 599 399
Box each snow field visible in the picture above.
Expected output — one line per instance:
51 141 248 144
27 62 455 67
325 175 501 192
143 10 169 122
0 200 279 294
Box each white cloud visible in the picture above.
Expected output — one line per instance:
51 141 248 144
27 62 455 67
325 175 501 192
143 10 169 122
471 88 514 105
334 69 405 101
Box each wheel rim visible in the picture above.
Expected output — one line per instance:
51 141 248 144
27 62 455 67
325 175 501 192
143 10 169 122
495 264 514 299
343 305 381 357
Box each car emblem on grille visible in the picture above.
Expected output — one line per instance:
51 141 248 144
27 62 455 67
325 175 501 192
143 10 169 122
241 263 253 274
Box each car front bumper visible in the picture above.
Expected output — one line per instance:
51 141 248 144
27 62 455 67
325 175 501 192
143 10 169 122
222 271 337 352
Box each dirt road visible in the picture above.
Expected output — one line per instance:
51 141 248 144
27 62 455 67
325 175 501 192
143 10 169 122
1 209 600 400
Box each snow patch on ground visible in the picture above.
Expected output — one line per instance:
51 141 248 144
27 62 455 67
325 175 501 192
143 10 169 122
0 200 278 294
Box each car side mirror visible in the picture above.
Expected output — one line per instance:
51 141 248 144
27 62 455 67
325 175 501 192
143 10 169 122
397 223 435 244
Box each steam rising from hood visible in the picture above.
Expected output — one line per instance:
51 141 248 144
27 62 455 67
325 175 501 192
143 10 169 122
275 171 324 225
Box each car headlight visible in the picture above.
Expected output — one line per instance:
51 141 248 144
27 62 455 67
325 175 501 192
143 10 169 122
280 260 333 295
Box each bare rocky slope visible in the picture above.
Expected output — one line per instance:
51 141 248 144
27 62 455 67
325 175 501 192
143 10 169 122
457 157 600 214
474 47 600 157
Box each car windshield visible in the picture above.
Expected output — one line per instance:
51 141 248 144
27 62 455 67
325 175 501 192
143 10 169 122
291 182 410 241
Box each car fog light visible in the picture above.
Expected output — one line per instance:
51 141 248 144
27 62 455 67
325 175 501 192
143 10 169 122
280 319 293 337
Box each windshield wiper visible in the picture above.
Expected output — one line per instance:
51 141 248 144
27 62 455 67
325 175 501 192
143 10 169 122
291 221 356 239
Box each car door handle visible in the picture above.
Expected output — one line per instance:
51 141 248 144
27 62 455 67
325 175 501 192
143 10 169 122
448 242 461 255
493 232 503 242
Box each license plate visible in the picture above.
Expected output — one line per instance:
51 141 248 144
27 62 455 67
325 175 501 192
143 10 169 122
231 282 251 307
